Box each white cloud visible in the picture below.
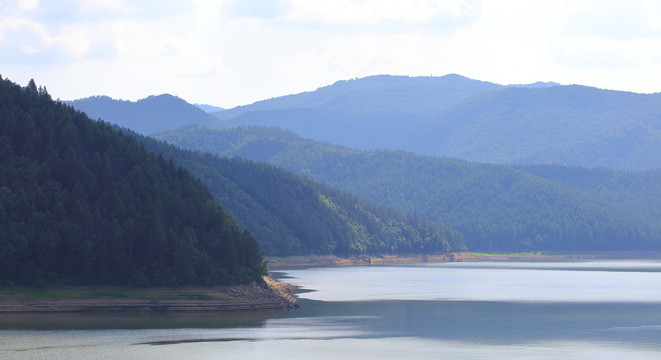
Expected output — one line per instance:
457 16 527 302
563 0 661 39
225 0 290 20
2 0 661 107
17 0 39 11
287 0 479 24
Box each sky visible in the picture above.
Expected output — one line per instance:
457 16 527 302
1 0 661 108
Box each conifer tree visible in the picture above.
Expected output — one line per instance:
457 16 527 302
27 79 37 93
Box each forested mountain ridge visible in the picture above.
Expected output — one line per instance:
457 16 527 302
66 94 231 135
215 75 661 170
216 74 504 119
0 77 265 286
410 85 661 170
133 132 465 256
516 165 661 221
155 126 661 251
215 74 506 152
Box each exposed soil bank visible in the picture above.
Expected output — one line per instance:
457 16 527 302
266 251 661 270
266 252 478 270
0 277 297 313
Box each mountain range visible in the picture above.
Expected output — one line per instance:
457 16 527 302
66 94 230 135
63 73 661 252
67 74 661 170
155 126 661 251
214 74 661 170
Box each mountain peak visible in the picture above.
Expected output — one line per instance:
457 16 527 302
67 93 230 135
217 73 504 120
508 81 561 89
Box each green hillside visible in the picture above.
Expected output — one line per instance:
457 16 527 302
156 126 661 251
135 133 465 256
0 77 265 286
516 165 661 222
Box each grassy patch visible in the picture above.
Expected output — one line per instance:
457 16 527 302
472 252 542 257
177 293 235 301
0 288 132 301
81 291 131 299
11 290 74 301
0 287 235 302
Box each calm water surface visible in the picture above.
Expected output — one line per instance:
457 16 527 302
2 260 661 359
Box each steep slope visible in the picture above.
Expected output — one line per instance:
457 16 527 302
156 126 661 251
134 133 465 256
0 78 265 286
67 94 231 135
215 74 661 170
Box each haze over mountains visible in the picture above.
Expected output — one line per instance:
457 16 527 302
68 74 661 170
214 74 661 171
155 126 661 251
61 73 661 252
194 104 225 113
66 94 230 135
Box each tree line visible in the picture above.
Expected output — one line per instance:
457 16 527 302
0 76 265 286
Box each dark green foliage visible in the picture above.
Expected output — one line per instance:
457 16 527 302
66 94 231 135
0 78 265 286
26 79 37 93
156 126 661 251
137 133 464 256
517 165 661 225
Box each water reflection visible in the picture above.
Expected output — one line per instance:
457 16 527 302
0 309 289 330
285 299 661 344
2 260 661 360
276 260 661 302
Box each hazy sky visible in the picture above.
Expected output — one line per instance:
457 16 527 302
2 0 661 108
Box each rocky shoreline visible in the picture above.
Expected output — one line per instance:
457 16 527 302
0 277 297 313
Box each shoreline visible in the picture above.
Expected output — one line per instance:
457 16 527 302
265 252 473 269
3 251 658 313
0 276 297 313
266 250 661 269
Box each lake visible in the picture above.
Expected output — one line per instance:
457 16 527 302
2 260 661 359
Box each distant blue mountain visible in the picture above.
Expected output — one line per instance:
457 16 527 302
214 74 661 170
508 81 561 88
67 94 231 135
218 74 503 119
195 103 225 113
